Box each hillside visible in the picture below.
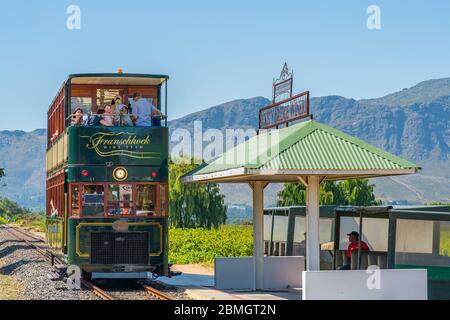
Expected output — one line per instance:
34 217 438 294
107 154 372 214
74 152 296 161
0 78 449 209
0 129 46 209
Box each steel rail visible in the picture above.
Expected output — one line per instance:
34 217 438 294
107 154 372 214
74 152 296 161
9 225 45 242
80 279 115 301
141 283 173 300
2 225 115 300
3 226 174 301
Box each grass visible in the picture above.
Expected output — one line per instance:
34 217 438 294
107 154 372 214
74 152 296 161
13 214 45 233
0 262 19 300
169 224 253 266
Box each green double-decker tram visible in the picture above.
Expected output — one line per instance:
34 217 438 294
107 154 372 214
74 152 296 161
45 73 170 278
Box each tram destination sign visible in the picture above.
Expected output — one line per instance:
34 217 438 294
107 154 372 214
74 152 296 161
259 91 310 130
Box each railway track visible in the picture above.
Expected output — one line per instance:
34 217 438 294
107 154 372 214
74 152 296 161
141 283 174 300
2 225 176 301
80 279 115 300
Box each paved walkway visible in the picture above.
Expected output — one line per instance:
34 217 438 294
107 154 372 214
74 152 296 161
158 264 302 300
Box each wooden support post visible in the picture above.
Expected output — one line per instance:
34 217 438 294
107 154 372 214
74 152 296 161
249 181 268 290
306 176 320 271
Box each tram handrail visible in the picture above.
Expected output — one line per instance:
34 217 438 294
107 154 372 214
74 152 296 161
65 113 167 120
65 112 167 127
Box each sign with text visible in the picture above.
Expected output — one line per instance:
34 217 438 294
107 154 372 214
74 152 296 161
259 91 310 130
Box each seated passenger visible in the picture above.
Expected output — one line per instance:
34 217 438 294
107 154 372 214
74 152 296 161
111 95 126 115
71 107 84 126
131 92 165 126
100 105 114 126
339 231 370 270
118 105 133 126
85 105 102 126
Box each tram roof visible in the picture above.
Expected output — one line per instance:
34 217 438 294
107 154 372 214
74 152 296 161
68 73 169 86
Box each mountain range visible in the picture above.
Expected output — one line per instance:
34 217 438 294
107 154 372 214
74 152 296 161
0 78 449 209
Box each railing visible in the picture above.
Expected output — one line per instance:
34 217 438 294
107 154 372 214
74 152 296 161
66 113 167 127
259 91 310 130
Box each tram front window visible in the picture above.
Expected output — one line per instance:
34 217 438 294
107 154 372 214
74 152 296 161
136 184 157 216
82 185 104 217
107 184 133 216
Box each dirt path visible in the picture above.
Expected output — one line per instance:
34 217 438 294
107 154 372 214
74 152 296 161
172 263 214 275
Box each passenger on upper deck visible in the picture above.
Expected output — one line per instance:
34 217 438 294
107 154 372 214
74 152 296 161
71 107 84 126
100 105 114 126
131 92 164 127
84 105 101 126
118 105 133 126
111 95 126 115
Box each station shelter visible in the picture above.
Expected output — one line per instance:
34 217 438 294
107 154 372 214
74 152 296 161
263 205 450 299
181 119 420 292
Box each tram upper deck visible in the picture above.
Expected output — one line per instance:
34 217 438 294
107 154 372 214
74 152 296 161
47 72 169 147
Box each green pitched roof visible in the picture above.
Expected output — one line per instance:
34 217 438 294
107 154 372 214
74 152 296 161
182 120 419 181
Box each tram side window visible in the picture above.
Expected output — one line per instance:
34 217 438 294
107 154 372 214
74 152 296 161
71 184 80 216
107 184 133 216
82 185 105 217
136 185 156 216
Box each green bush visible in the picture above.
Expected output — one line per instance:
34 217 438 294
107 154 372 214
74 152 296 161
169 225 253 265
14 212 45 232
0 215 8 225
440 225 450 257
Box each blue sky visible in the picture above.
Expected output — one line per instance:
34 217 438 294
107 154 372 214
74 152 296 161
0 0 449 131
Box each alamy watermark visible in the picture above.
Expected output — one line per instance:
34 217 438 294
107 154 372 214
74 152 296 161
66 5 81 30
367 5 381 30
366 265 381 290
170 121 280 166
66 265 81 290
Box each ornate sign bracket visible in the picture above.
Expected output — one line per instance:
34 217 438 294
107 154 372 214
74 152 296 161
273 62 293 103
259 63 311 130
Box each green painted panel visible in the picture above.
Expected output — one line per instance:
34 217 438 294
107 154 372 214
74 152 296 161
67 165 168 183
68 126 168 167
396 264 450 281
67 217 167 268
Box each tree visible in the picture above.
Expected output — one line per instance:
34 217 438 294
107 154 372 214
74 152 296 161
338 179 381 206
277 179 381 206
0 197 30 218
169 158 227 229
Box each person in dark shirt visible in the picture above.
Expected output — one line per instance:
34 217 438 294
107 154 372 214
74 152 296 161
339 231 369 270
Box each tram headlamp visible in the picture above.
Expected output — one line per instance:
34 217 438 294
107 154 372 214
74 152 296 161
113 167 128 181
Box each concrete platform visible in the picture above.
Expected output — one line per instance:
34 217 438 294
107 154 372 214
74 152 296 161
158 265 302 300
